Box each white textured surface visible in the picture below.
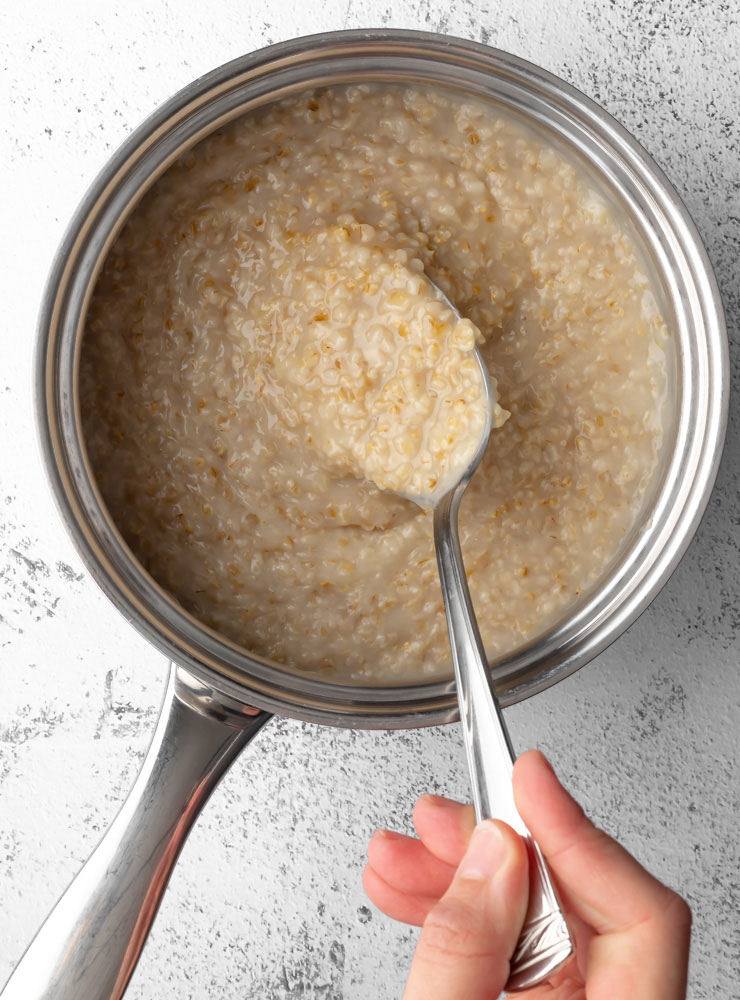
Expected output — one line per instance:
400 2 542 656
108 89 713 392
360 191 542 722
1 2 738 998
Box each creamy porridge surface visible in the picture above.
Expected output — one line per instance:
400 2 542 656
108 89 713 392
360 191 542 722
259 220 505 501
81 84 670 682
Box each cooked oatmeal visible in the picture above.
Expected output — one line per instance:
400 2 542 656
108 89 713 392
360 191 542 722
264 220 506 501
80 84 670 682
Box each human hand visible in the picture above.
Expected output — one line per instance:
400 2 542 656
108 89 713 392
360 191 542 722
363 750 691 999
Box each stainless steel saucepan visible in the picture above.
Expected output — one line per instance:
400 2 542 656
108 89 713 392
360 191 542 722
2 28 727 1000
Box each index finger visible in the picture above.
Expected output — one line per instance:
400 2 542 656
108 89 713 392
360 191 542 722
513 750 690 936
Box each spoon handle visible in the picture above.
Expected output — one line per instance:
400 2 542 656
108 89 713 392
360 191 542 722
433 491 573 992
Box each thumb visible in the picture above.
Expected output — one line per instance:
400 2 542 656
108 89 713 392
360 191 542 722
403 819 529 1000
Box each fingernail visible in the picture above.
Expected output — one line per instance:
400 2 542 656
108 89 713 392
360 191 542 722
374 828 403 840
527 748 558 780
421 793 461 809
458 820 506 880
539 752 557 777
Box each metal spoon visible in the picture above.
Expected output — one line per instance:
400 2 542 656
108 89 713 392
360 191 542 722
427 285 574 991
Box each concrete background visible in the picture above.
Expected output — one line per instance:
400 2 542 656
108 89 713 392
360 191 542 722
1 1 738 997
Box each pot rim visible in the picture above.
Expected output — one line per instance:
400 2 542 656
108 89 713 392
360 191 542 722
36 28 729 729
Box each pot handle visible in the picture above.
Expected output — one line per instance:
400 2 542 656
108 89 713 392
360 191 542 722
0 662 271 1000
